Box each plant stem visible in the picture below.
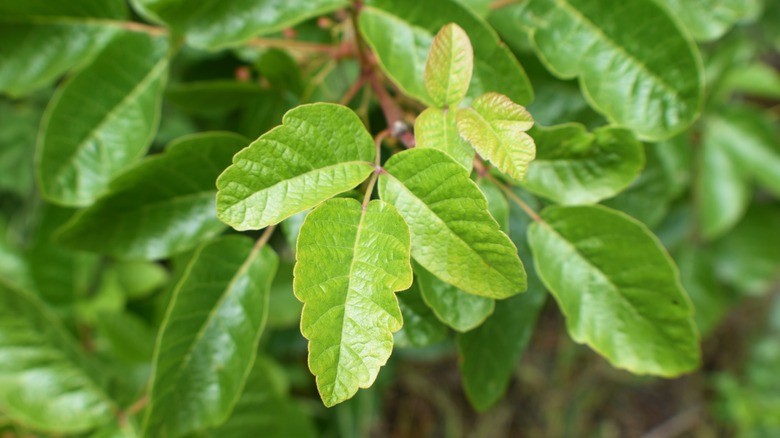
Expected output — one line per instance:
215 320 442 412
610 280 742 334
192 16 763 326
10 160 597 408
252 224 276 255
340 75 367 105
485 173 542 223
245 37 338 55
116 21 168 36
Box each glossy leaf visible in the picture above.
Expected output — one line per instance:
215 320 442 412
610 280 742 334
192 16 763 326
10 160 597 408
143 236 278 436
359 0 533 106
522 124 644 204
36 31 169 206
414 107 475 171
424 23 474 108
528 205 700 376
0 281 114 433
131 0 348 49
512 0 703 140
216 103 375 231
395 282 447 348
415 262 494 332
379 148 526 299
294 198 412 407
58 132 248 260
654 0 762 41
457 93 535 181
203 355 317 438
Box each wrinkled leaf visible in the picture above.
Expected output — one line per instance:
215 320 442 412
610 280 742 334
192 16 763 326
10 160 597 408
379 148 526 299
294 198 412 407
528 205 700 376
424 23 474 108
58 132 248 260
415 107 475 171
523 124 644 204
143 236 278 436
216 103 375 231
457 93 535 181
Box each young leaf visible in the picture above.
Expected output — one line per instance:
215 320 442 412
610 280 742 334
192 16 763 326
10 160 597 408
57 132 248 260
294 198 412 407
528 205 700 376
415 107 475 171
36 31 169 206
511 0 703 140
130 0 348 49
424 23 474 108
395 282 447 348
654 0 762 41
457 92 535 181
522 125 644 204
143 235 278 437
379 148 526 299
415 262 494 332
216 103 375 231
0 281 114 433
358 0 533 106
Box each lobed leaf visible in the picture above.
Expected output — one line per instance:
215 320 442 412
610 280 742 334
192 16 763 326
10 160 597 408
522 124 644 204
511 0 703 140
528 205 701 376
216 103 375 231
0 281 114 433
457 92 535 181
58 132 248 260
36 30 169 206
130 0 348 49
359 0 532 106
379 148 526 299
414 107 475 171
143 236 278 436
424 23 474 108
294 198 412 407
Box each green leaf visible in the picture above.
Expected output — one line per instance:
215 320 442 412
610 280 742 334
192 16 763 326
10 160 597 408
57 132 248 260
713 204 780 296
697 117 751 240
359 0 533 106
143 235 278 437
676 246 732 336
522 125 644 205
202 355 317 438
654 0 763 41
528 205 700 376
131 0 349 49
414 107 475 171
415 263 494 332
379 148 526 299
294 198 412 407
0 97 42 195
166 80 266 117
36 31 169 206
394 282 447 348
479 179 509 230
722 62 780 100
457 93 535 181
0 0 127 18
513 0 703 140
95 310 157 363
216 103 375 231
267 260 303 328
0 281 114 433
424 23 474 108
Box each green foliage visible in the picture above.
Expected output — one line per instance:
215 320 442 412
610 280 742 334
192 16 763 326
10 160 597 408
0 0 778 435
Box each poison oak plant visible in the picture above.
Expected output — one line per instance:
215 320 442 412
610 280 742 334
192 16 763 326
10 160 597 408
0 0 778 436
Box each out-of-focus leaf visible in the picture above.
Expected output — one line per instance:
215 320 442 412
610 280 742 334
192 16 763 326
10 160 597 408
0 281 114 433
36 31 169 206
166 80 266 117
415 262 494 332
95 311 156 363
267 260 302 328
479 179 509 230
722 62 780 99
0 97 41 195
143 236 278 436
395 282 447 348
58 133 248 260
676 246 733 336
653 0 762 41
511 0 703 140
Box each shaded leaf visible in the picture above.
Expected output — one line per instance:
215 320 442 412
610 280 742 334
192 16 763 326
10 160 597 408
58 132 248 260
379 148 526 299
512 0 703 140
395 282 447 348
415 262 494 332
676 246 733 336
479 179 509 230
294 198 412 407
143 236 278 436
216 103 375 231
523 125 644 204
414 107 475 171
0 281 114 433
457 93 535 181
36 31 169 206
528 205 700 376
424 23 474 108
654 0 762 41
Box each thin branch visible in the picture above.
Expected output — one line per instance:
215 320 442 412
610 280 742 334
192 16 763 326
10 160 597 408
490 0 525 10
117 394 149 427
252 225 276 255
485 172 542 223
115 21 168 36
368 74 415 148
340 75 367 105
363 130 389 208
